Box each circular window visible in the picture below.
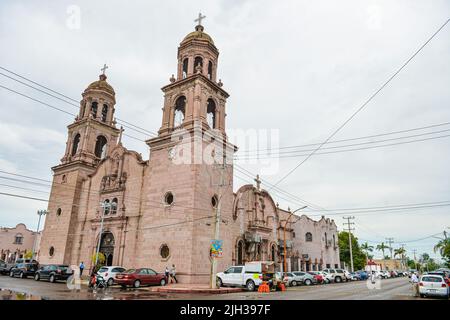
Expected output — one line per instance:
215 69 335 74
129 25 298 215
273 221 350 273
56 208 62 216
211 195 218 208
49 246 55 257
164 192 174 206
160 244 170 259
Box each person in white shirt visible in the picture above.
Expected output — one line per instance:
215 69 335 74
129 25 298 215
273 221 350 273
410 272 419 297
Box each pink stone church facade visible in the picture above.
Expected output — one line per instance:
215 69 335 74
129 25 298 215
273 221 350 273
38 22 340 283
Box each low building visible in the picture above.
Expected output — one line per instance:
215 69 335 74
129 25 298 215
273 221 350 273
0 223 40 263
292 215 340 271
371 258 405 271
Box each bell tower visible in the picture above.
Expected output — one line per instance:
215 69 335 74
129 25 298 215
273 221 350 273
39 68 120 265
157 17 229 137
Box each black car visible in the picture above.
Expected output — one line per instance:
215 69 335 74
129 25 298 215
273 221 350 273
34 264 73 283
0 260 8 275
9 263 39 278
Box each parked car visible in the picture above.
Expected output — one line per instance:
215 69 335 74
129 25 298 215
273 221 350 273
356 270 368 280
9 263 39 278
290 271 317 286
320 270 335 283
323 268 348 283
0 260 8 275
96 266 127 286
349 272 361 281
217 262 275 291
419 274 449 299
307 271 324 284
34 264 73 283
115 268 166 288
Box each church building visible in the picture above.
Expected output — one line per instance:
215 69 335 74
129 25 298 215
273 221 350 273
38 19 340 283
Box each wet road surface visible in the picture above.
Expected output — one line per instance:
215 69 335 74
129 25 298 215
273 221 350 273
0 275 443 300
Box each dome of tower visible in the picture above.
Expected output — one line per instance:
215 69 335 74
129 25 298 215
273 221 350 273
181 25 214 45
85 74 115 96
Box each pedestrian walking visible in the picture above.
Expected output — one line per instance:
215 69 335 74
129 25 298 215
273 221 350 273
79 261 85 277
170 264 178 284
410 272 420 297
165 266 170 284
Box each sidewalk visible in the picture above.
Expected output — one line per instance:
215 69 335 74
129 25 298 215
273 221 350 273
150 283 244 294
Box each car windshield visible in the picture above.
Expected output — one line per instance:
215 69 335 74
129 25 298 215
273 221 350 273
98 267 108 273
124 269 136 274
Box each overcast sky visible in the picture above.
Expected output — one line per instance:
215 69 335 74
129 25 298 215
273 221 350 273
0 0 449 261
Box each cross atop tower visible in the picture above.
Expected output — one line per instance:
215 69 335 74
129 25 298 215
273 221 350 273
194 12 206 27
254 174 261 191
100 63 109 75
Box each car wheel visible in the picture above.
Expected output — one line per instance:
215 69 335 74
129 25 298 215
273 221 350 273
20 272 25 279
9 271 14 277
49 274 55 283
304 279 312 286
160 278 166 286
34 273 40 281
133 280 141 288
107 278 114 287
246 280 255 291
291 280 297 287
216 277 222 288
335 276 342 283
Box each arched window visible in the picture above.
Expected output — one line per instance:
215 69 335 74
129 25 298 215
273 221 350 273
103 199 110 215
94 135 108 159
194 56 203 73
325 232 328 245
207 98 216 128
14 234 23 245
237 240 244 265
91 102 98 119
333 234 336 248
71 134 80 156
208 61 213 79
101 104 108 122
182 58 188 78
305 232 313 242
111 198 118 214
174 96 186 127
271 244 276 261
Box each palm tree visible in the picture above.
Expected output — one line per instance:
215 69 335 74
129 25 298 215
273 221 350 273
376 242 389 259
394 247 406 269
433 238 450 258
360 242 374 263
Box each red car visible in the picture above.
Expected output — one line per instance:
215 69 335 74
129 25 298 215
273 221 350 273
115 268 167 288
308 271 324 284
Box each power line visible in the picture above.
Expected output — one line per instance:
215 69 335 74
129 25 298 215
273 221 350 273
239 121 450 154
235 131 450 160
269 18 450 189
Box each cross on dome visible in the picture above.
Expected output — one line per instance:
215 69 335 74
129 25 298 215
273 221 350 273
194 12 206 26
100 63 109 75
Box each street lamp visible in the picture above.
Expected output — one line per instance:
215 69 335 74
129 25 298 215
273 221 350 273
32 210 48 261
94 201 111 267
283 206 307 274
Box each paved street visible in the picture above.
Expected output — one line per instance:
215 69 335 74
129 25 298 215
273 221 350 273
0 275 442 300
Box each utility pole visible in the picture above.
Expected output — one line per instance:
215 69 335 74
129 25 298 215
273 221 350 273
32 210 48 261
343 216 355 272
386 237 394 259
210 161 228 289
412 249 418 270
401 244 406 270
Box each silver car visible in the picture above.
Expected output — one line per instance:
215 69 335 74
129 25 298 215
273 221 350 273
291 271 317 286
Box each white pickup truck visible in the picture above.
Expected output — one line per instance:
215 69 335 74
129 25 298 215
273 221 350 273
216 262 273 291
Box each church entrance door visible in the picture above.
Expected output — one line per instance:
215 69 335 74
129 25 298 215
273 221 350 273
99 232 115 266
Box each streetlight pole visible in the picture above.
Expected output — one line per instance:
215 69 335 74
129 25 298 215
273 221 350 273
94 201 110 267
32 210 48 261
283 206 307 274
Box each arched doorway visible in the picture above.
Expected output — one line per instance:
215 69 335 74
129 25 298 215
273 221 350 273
99 232 115 266
237 240 244 265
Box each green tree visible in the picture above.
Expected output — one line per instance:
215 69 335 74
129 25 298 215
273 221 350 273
91 252 106 273
394 247 406 269
24 250 33 259
360 242 374 262
434 238 450 267
376 242 389 259
338 231 366 270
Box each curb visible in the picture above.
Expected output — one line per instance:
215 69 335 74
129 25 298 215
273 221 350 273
153 287 244 294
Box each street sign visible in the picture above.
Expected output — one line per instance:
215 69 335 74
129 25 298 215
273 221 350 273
210 239 223 258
